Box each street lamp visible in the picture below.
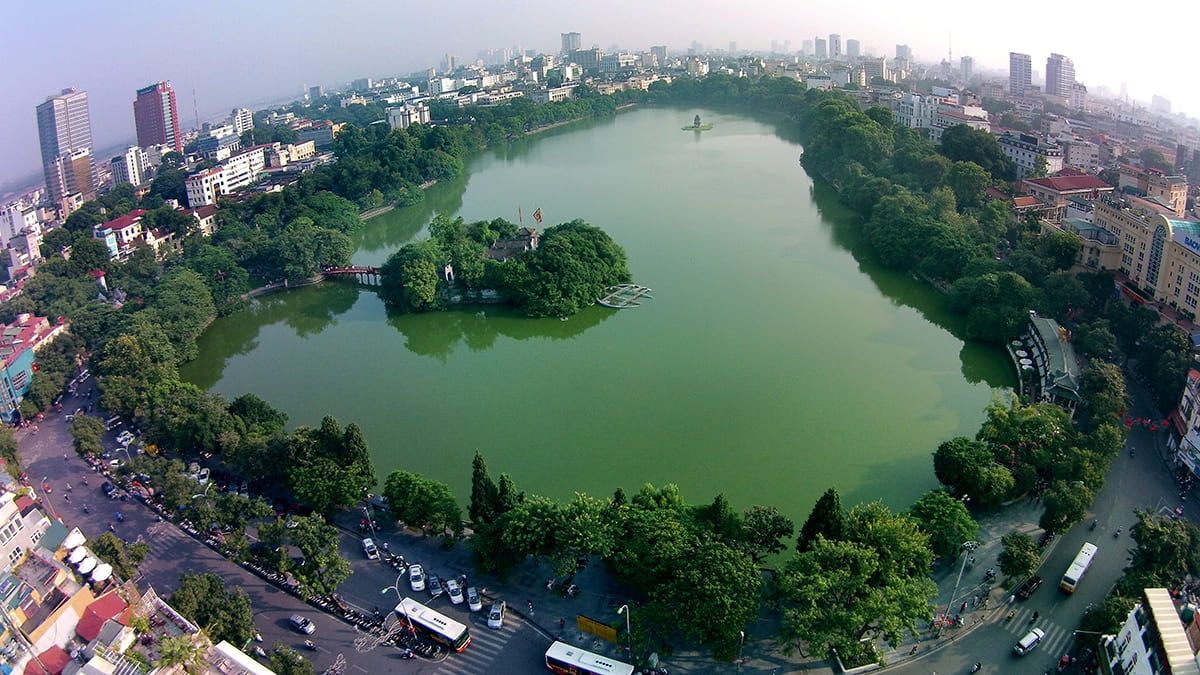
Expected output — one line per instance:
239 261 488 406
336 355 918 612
945 541 981 629
737 630 745 671
381 575 412 629
616 605 632 659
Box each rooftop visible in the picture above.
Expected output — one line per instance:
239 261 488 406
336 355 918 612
1024 174 1112 193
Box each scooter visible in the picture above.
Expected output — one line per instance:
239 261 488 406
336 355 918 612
1090 519 1098 530
970 663 982 673
254 646 267 658
1115 527 1121 538
304 640 316 651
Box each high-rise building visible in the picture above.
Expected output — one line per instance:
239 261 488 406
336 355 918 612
1151 95 1172 114
309 85 324 101
231 108 254 136
1044 53 1074 99
36 88 94 209
846 39 860 58
896 44 912 61
1009 52 1032 97
802 39 814 56
960 56 974 81
728 41 737 55
132 81 182 153
814 38 827 59
829 34 842 59
651 46 667 68
561 32 581 55
110 146 148 187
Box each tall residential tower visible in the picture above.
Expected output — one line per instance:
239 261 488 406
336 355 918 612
1045 53 1075 99
561 32 581 56
35 88 95 209
133 81 183 153
1009 52 1032 97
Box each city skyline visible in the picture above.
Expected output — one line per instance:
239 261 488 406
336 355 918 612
0 0 1194 191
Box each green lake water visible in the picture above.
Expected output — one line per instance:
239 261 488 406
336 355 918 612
181 107 1013 521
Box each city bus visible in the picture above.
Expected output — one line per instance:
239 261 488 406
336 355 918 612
545 640 635 675
1059 542 1099 593
396 597 470 652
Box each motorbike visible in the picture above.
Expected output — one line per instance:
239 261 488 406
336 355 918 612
1057 655 1071 672
1090 519 1098 530
984 568 996 582
304 640 316 651
254 646 267 658
398 649 416 660
1115 527 1121 538
970 663 982 673
115 512 124 522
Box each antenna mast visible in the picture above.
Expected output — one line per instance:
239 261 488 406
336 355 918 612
193 87 200 132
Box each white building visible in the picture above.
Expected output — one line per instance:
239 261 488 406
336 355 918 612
1098 588 1200 675
386 103 431 130
0 202 40 243
685 57 709 77
231 108 254 135
109 146 148 187
185 145 268 207
997 132 1064 178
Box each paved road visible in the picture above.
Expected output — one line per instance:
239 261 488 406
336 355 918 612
17 380 550 674
890 375 1182 674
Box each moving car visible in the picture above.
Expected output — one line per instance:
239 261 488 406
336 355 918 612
1015 575 1043 600
362 538 379 560
290 614 316 635
408 564 426 592
466 586 482 612
487 601 506 629
428 574 443 599
1014 627 1045 656
446 579 464 605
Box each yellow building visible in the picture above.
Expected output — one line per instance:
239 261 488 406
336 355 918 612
1094 195 1200 315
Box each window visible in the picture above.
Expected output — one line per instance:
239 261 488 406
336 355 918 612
7 547 20 564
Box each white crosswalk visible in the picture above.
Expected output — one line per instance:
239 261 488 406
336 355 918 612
434 620 522 674
998 606 1073 656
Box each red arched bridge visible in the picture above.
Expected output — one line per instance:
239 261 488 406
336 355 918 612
323 266 381 285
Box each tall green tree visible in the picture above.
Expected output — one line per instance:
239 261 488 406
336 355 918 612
741 505 795 564
470 451 500 525
169 572 255 646
997 531 1041 580
1039 479 1093 533
382 471 463 537
69 415 106 457
798 487 847 551
906 490 979 559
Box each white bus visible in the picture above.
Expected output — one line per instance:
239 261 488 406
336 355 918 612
545 641 635 675
396 597 470 652
1059 542 1099 593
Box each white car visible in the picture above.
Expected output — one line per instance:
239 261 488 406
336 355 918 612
290 614 315 635
362 538 379 560
487 601 505 629
466 586 482 612
446 579 464 605
1014 627 1045 656
116 430 135 446
408 564 426 592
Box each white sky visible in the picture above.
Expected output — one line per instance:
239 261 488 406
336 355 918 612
0 0 1194 190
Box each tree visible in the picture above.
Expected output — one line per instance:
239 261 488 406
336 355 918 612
155 635 207 674
998 531 1041 580
469 451 500 526
499 219 632 317
1039 479 1093 533
1127 509 1200 588
169 572 255 646
1139 148 1174 173
797 487 847 551
939 124 1016 180
643 540 762 661
932 437 993 502
1137 325 1193 412
88 532 150 580
69 415 106 457
906 490 979 559
0 426 22 477
741 505 794 564
286 515 352 596
1079 360 1128 431
777 503 936 660
269 644 315 675
945 161 991 209
1029 154 1049 178
382 471 463 538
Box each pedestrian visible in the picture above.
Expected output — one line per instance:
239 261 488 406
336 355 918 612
960 602 967 613
909 645 918 655
560 618 565 629
972 594 978 606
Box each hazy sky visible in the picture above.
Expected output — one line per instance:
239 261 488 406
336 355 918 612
1 0 1194 191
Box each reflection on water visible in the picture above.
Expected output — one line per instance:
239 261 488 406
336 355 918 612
386 305 614 362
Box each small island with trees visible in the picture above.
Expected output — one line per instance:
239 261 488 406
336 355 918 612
683 113 713 131
379 215 631 317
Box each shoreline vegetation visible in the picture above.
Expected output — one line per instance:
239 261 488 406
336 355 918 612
10 73 1195 667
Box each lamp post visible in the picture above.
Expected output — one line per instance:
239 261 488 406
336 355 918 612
381 575 412 629
946 541 980 629
617 605 632 660
737 630 745 671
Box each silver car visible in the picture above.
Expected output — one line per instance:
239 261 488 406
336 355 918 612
408 564 425 592
446 579 464 604
487 601 506 629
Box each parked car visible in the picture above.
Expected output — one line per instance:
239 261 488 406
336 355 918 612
116 430 135 446
290 614 316 635
408 564 426 592
1015 575 1043 600
487 601 506 629
446 579 464 605
362 538 379 560
466 586 482 612
428 574 443 599
1014 627 1045 655
101 482 118 499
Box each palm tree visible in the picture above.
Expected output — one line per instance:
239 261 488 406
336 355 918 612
154 634 206 674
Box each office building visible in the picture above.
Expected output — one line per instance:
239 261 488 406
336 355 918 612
896 44 912 61
1045 53 1075 99
814 38 827 59
561 32 581 55
1009 52 1032 96
802 39 814 56
231 108 254 136
110 146 148 187
35 88 94 209
309 85 324 101
1151 95 1172 114
960 56 974 81
651 46 667 68
132 81 182 153
845 39 860 58
829 34 841 59
728 41 737 55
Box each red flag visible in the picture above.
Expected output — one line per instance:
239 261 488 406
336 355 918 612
533 207 542 225
518 206 523 223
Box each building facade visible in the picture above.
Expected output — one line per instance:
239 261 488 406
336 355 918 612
1022 174 1113 221
36 88 94 210
828 34 841 59
561 32 581 55
1119 165 1187 217
132 81 182 153
0 315 66 422
386 103 431 130
1094 195 1200 315
1044 53 1075 100
1009 52 1032 96
109 146 147 187
997 132 1064 177
1098 588 1200 675
231 108 254 136
185 146 268 207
